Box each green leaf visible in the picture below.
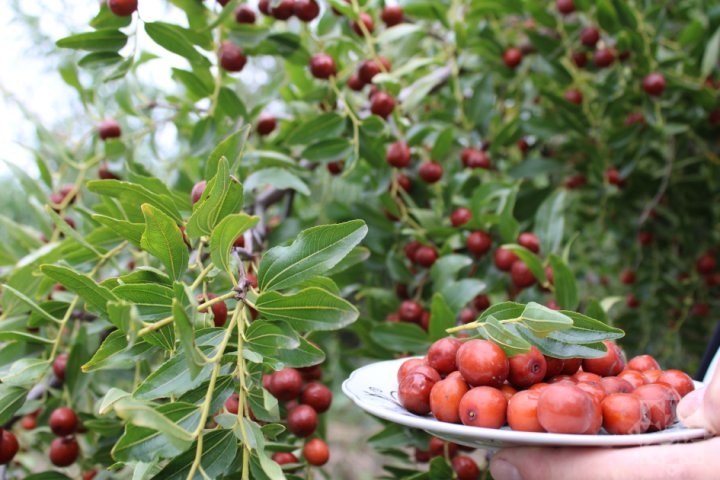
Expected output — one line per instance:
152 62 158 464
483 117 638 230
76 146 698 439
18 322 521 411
596 0 619 33
40 264 118 314
1 284 61 325
56 29 128 51
326 246 371 276
187 158 245 238
556 311 625 342
46 207 102 258
535 190 565 254
255 287 359 332
144 22 210 66
209 213 259 276
478 315 531 356
140 204 189 282
369 323 430 354
520 302 573 336
0 385 28 424
243 168 310 196
113 284 174 321
87 179 183 223
92 214 145 247
430 255 472 287
498 185 520 243
429 293 455 341
275 336 325 368
83 331 154 372
549 254 578 310
702 26 720 78
205 125 251 177
258 220 368 291
301 139 352 163
150 430 236 480
244 320 300 359
285 113 346 145
513 325 608 359
113 402 201 462
439 279 486 313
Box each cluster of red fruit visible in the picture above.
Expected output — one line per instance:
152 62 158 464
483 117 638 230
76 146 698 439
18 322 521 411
227 366 332 467
398 338 694 436
415 436 482 480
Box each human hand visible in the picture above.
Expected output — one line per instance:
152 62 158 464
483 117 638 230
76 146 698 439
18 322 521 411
489 366 720 480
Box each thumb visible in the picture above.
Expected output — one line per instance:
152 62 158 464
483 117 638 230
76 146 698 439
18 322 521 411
678 364 720 434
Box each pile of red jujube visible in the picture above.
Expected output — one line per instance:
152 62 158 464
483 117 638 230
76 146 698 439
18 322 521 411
224 365 332 468
398 338 695 436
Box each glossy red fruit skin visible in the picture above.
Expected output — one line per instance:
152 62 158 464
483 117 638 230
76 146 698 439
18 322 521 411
399 300 423 323
697 254 717 274
429 437 459 458
235 5 256 23
370 92 396 119
386 142 411 168
564 89 583 104
450 208 472 227
98 119 122 140
293 0 319 21
427 337 463 375
620 270 636 284
594 48 615 68
381 5 403 26
643 73 666 96
50 407 79 436
399 371 438 415
561 358 582 375
225 393 240 414
191 180 207 204
602 393 650 435
271 0 295 20
53 352 69 381
517 232 540 253
287 404 318 437
309 53 337 79
301 383 333 413
461 148 491 169
419 161 443 183
83 470 98 480
508 347 547 388
572 51 587 68
580 26 600 47
459 386 508 428
303 438 329 466
600 376 634 395
359 56 391 84
21 415 37 430
108 0 137 17
258 0 271 15
256 113 277 136
397 358 427 383
466 231 492 256
633 383 680 431
626 293 640 308
50 436 80 467
456 339 510 387
326 161 344 175
347 72 365 91
544 356 565 379
298 364 323 382
351 12 374 36
452 455 481 480
537 384 595 434
430 375 469 423
268 368 303 401
508 389 545 432
404 240 422 263
656 369 695 398
415 246 438 267
395 173 412 191
556 0 575 14
218 41 247 72
511 261 536 289
0 430 19 464
494 247 518 272
272 452 298 465
198 294 228 327
627 355 660 372
503 48 523 68
473 295 490 311
582 340 626 377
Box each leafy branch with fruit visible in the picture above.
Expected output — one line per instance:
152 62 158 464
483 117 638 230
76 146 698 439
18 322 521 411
0 0 718 479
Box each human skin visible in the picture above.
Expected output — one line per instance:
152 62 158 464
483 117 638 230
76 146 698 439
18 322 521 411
489 365 720 480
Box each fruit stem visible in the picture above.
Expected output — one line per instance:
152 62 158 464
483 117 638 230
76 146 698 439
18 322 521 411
187 308 238 480
446 321 484 334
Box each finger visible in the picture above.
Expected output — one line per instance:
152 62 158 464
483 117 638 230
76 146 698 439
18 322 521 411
679 363 720 434
490 437 720 480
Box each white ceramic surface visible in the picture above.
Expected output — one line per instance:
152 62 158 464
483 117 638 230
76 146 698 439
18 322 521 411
342 357 710 449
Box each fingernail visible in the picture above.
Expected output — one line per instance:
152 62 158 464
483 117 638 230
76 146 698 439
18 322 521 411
490 459 523 480
677 387 703 421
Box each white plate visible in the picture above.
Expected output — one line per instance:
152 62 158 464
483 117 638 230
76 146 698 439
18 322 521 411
342 357 711 449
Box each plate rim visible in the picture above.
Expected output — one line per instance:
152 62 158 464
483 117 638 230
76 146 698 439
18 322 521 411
342 357 710 447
